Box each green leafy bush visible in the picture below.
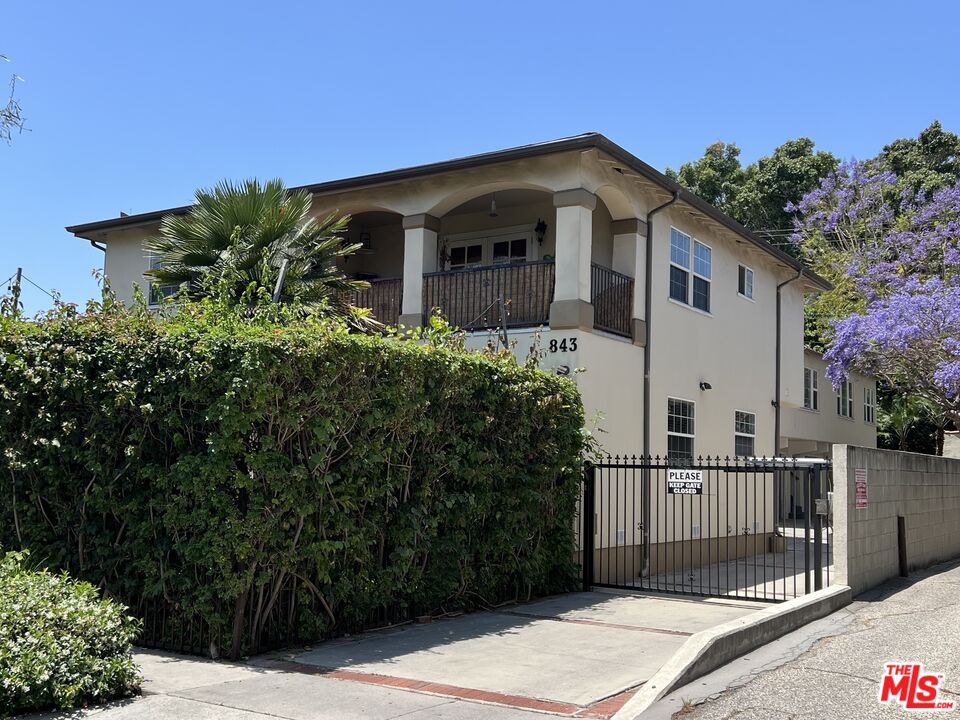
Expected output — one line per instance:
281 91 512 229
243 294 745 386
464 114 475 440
0 550 141 714
0 298 585 659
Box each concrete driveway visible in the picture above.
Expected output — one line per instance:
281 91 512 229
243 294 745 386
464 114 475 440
23 591 760 720
271 591 760 713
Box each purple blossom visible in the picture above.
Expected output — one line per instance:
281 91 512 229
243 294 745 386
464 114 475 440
794 167 960 420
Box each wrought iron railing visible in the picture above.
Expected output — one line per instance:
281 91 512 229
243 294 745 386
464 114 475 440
590 263 633 338
423 260 555 330
350 277 403 326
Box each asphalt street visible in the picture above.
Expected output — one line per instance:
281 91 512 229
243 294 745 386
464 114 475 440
645 559 960 719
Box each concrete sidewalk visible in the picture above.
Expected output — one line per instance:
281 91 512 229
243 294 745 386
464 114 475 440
277 591 759 712
25 651 551 720
21 591 760 720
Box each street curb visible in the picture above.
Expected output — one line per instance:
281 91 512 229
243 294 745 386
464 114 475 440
611 585 852 719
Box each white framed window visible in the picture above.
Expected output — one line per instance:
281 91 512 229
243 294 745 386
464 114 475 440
669 228 690 304
837 380 854 418
443 226 534 271
863 387 876 424
738 264 754 300
734 410 756 457
447 241 484 270
669 227 711 313
667 397 695 461
803 368 819 411
147 255 180 306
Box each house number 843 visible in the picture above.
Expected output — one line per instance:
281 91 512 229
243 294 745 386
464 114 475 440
549 337 577 353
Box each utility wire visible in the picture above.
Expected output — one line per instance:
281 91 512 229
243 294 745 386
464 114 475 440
19 273 57 300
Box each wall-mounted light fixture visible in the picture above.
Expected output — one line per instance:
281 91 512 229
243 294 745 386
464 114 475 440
699 381 713 391
535 218 547 245
489 193 498 217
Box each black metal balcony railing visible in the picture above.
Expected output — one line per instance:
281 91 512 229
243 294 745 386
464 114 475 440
591 263 634 338
351 277 403 327
423 260 556 330
351 261 634 338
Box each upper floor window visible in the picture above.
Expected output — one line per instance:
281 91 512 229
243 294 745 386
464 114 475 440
448 242 484 270
492 238 528 265
863 387 876 424
738 265 754 300
803 368 819 411
669 228 711 312
445 228 533 270
147 255 180 306
667 397 695 461
837 380 854 419
734 410 756 457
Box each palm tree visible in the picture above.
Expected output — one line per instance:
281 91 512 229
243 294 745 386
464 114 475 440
144 179 369 316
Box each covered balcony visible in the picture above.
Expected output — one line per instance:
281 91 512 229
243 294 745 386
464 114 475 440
340 186 642 340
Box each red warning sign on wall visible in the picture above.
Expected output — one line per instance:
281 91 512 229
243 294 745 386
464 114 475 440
855 468 868 509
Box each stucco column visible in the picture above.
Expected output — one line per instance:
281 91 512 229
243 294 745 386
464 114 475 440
550 189 596 331
400 213 440 327
611 218 648 346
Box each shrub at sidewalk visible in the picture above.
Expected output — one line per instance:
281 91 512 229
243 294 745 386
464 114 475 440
0 297 585 659
0 550 141 714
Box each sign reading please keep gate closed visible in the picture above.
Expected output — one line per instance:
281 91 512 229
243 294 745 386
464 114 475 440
668 468 704 495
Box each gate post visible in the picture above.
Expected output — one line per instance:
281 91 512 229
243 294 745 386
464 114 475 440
582 462 596 592
804 466 813 594
812 465 824 591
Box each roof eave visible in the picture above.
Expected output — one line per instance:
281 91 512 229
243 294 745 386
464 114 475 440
65 132 832 290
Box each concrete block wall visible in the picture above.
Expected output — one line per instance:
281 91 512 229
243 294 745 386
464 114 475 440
833 445 960 595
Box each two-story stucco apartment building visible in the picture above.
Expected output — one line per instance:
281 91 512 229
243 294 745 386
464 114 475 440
67 134 876 460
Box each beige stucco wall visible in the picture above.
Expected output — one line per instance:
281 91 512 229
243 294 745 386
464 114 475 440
101 225 160 305
782 349 877 455
645 205 814 458
464 327 644 457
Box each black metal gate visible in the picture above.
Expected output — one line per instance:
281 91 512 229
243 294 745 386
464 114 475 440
580 456 832 602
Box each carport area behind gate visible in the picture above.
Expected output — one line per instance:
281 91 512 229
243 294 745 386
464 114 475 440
249 591 763 717
582 457 833 602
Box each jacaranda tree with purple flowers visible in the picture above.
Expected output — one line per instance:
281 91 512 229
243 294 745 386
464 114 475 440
791 161 960 424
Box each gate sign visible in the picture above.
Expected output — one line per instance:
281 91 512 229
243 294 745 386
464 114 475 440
855 468 868 509
668 468 703 495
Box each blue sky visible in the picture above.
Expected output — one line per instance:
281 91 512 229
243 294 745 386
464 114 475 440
2 1 957 313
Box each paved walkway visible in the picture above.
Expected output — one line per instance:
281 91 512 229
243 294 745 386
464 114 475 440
22 591 760 720
642 560 960 719
631 526 834 602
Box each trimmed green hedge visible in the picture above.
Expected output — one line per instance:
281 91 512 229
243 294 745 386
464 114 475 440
0 301 584 658
0 550 141 714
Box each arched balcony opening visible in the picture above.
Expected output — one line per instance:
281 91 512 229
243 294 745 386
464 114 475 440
340 209 404 326
426 189 556 331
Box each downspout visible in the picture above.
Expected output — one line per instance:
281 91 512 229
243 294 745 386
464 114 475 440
89 240 105 252
641 190 679 577
643 191 680 458
774 268 804 456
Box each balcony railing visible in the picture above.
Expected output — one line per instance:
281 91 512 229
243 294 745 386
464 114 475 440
352 261 633 338
591 263 634 338
423 260 555 330
351 277 403 327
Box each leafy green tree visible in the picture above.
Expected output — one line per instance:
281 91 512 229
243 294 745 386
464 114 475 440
731 139 838 250
667 139 838 256
145 179 369 317
879 120 960 197
666 141 745 213
877 390 937 454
